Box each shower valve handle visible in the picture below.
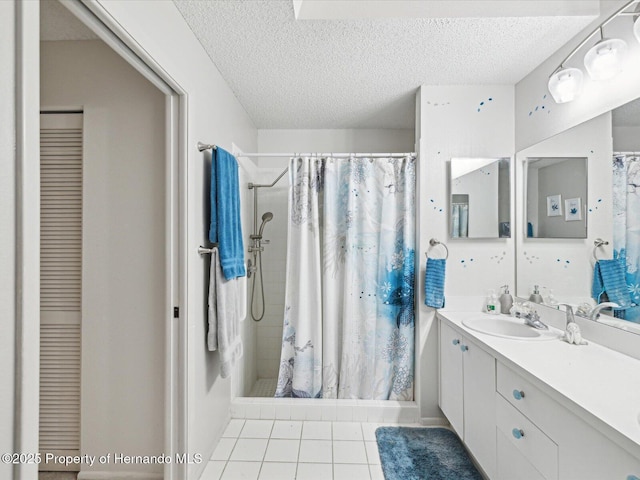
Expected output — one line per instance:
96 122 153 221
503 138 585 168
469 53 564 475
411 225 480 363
262 240 270 244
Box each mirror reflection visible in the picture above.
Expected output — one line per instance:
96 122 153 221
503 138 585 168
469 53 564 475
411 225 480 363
516 97 640 333
525 157 587 239
450 157 510 239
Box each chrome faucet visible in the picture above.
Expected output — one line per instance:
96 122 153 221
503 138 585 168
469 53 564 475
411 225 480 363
558 304 576 327
588 302 620 320
522 310 549 330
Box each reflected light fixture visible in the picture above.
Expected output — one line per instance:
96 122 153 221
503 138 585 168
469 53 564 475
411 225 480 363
548 0 640 104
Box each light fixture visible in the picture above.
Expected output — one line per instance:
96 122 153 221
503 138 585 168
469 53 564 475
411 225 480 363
583 31 628 81
548 0 639 104
548 67 584 103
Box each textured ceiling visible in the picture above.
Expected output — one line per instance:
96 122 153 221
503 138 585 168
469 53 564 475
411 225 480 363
40 0 98 41
174 0 597 129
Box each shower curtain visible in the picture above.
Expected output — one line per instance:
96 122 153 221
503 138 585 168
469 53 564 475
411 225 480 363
613 154 640 322
275 155 416 400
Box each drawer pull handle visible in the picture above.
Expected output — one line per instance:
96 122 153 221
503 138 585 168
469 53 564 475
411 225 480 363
512 390 525 400
452 339 460 345
460 344 469 352
627 476 639 480
512 428 524 440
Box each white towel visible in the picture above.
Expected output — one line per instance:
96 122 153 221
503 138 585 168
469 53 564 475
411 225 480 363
208 247 243 378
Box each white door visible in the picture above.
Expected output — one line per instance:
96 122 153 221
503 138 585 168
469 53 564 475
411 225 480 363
39 112 83 471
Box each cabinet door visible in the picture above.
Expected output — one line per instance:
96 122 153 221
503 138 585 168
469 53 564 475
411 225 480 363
463 336 496 479
439 321 464 436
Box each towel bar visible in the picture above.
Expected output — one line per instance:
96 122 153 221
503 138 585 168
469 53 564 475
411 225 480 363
426 238 449 260
198 244 218 256
593 238 609 261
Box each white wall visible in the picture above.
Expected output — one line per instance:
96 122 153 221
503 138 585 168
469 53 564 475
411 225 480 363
0 2 16 477
93 2 258 478
613 126 640 151
417 85 515 419
41 40 166 477
515 0 640 151
516 113 612 304
250 129 415 386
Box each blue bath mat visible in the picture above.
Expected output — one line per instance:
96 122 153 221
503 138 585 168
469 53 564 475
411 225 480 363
375 427 482 480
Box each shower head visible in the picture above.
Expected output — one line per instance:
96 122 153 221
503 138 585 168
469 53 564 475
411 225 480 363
258 212 274 237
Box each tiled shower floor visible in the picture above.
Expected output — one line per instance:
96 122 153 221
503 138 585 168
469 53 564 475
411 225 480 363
199 419 399 480
249 378 277 397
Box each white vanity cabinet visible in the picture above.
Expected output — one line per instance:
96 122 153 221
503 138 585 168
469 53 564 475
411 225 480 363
438 314 640 480
497 362 640 480
439 320 496 478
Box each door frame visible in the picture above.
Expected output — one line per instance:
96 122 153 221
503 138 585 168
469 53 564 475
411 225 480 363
15 1 188 479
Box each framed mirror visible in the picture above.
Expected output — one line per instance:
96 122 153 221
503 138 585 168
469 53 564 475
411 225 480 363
449 157 510 239
525 157 587 239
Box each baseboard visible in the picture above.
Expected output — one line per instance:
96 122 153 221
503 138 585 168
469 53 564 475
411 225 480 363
419 416 450 426
77 472 162 480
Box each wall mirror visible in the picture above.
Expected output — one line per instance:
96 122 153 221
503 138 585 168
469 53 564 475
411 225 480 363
516 97 640 335
449 157 510 239
525 157 588 239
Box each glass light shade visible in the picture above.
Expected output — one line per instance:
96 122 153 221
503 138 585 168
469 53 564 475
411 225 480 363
548 67 584 104
584 37 628 80
634 16 640 43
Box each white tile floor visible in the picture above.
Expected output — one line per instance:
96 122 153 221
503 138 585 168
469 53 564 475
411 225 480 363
200 419 413 480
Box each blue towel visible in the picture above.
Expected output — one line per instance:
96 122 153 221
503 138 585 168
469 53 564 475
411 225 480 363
424 258 446 308
592 259 631 308
210 147 246 279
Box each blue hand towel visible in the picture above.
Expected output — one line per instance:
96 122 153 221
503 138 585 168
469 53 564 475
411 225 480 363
592 259 631 308
210 147 246 279
424 258 446 308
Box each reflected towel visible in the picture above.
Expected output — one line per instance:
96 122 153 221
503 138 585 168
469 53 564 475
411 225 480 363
424 258 446 309
210 147 246 279
459 204 469 238
451 205 460 238
208 247 243 378
592 259 632 309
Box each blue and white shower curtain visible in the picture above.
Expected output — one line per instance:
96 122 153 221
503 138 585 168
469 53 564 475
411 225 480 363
275 155 416 400
613 154 640 322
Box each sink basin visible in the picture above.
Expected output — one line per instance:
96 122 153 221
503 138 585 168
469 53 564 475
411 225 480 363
462 317 560 341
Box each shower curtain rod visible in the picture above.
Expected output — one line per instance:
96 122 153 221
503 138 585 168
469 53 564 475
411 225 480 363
614 151 640 155
197 142 415 158
237 152 416 158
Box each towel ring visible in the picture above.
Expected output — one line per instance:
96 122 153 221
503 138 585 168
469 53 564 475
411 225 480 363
426 238 449 260
592 238 609 262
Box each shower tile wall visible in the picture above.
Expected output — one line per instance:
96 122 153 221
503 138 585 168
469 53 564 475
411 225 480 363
253 169 289 381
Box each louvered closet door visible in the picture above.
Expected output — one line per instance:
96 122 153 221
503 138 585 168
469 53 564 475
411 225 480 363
39 113 83 470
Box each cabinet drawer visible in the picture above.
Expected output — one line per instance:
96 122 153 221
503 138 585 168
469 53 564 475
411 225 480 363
497 361 560 433
497 429 546 480
496 394 558 480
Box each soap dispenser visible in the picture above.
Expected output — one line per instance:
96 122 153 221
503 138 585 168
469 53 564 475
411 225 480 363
499 285 513 314
529 285 544 304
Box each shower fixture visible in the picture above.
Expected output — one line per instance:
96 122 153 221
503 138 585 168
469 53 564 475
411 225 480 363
246 168 287 322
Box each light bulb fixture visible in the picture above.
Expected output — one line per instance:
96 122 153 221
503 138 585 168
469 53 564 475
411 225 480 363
547 0 639 104
584 33 628 81
548 67 584 103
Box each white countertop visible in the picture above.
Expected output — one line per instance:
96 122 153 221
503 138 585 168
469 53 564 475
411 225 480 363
438 310 640 459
